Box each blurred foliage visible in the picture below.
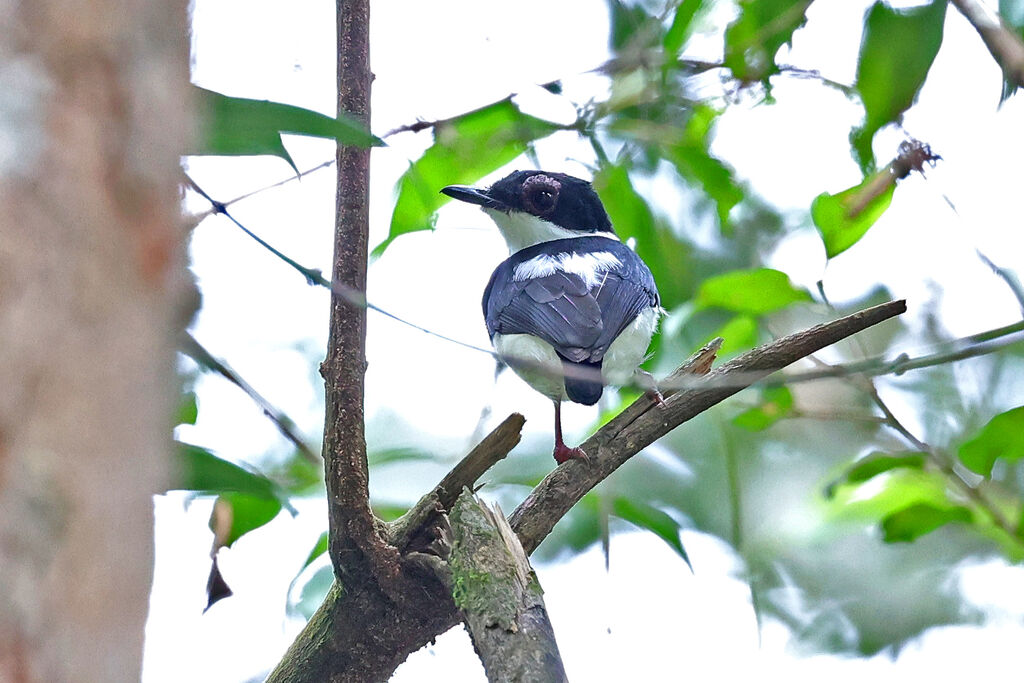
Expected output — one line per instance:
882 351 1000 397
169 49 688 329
851 0 946 172
185 0 1024 661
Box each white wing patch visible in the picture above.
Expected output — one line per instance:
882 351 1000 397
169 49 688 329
512 251 623 288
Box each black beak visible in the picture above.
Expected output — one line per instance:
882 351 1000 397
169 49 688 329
440 185 507 210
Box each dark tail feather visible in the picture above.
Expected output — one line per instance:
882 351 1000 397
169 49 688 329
562 359 604 405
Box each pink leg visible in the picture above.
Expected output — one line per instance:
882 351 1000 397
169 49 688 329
552 401 587 464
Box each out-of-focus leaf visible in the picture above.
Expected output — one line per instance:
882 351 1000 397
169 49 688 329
374 99 558 258
958 405 1024 476
723 0 812 86
881 503 972 543
851 1 946 172
734 386 793 431
999 0 1024 99
612 497 691 569
709 314 758 356
664 0 708 55
593 164 694 308
301 531 330 572
606 109 744 234
812 171 895 258
609 0 663 51
372 503 410 522
190 85 381 173
176 391 198 426
825 452 927 498
273 451 323 496
827 469 952 524
697 268 811 315
367 447 438 468
292 564 335 621
174 442 279 501
666 105 744 233
210 492 283 549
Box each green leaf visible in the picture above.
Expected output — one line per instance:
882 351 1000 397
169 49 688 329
723 0 812 86
734 386 793 431
811 171 895 258
373 99 558 258
190 86 381 174
697 268 812 315
709 314 758 356
958 406 1024 476
851 1 946 172
999 0 1024 99
173 442 278 501
609 0 662 51
881 503 972 543
371 503 410 522
593 164 694 308
212 492 283 548
367 447 438 468
301 531 329 572
612 497 691 569
666 105 744 233
824 451 927 498
176 391 198 426
664 0 708 55
292 564 335 621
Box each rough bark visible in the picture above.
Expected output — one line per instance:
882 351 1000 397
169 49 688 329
270 300 906 680
0 0 188 680
450 490 567 683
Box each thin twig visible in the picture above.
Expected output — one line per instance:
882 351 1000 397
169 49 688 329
180 333 319 464
951 0 1024 89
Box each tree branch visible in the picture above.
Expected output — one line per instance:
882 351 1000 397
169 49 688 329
450 490 567 683
180 332 318 464
509 299 907 554
322 0 398 589
951 0 1024 89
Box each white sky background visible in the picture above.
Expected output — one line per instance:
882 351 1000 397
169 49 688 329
146 0 1024 680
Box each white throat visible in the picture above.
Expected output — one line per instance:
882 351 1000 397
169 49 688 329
484 207 619 253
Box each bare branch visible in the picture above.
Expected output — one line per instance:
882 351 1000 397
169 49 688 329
510 300 908 554
180 333 318 463
951 0 1024 89
388 413 526 552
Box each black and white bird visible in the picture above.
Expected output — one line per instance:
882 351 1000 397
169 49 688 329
442 170 661 464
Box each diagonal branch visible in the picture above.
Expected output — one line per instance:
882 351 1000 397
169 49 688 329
180 332 318 463
509 299 907 554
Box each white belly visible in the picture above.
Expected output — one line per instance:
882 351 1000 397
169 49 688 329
493 307 660 401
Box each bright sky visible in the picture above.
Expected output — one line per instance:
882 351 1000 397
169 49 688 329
146 1 1024 680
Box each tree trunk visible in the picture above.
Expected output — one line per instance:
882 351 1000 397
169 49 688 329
0 1 189 680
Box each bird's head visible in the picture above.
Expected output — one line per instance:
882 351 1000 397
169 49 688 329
442 170 616 252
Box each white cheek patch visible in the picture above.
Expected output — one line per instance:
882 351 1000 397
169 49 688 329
484 207 620 253
513 251 622 288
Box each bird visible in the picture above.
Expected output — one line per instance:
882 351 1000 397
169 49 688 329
441 170 661 464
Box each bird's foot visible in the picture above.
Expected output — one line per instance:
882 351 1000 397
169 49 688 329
645 388 666 408
553 443 589 465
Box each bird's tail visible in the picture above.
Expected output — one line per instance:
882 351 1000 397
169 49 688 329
561 359 604 406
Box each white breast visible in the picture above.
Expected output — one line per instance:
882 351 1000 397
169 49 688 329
492 306 661 401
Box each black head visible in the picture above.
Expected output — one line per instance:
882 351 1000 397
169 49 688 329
441 170 614 235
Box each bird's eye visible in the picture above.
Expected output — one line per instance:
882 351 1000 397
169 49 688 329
521 174 561 216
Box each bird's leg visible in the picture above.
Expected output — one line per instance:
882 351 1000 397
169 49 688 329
634 368 665 407
552 401 587 464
